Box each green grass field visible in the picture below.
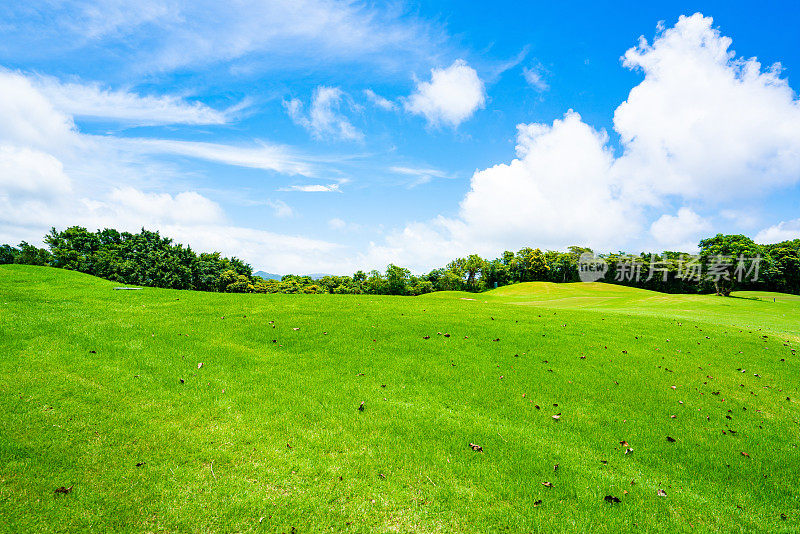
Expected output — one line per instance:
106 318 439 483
1 265 798 533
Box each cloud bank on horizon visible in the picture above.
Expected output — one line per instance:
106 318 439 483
0 4 799 274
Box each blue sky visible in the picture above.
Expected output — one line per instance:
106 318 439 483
1 1 799 273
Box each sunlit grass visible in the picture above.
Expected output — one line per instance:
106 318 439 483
1 265 798 532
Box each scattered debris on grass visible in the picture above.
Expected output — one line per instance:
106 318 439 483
54 486 73 496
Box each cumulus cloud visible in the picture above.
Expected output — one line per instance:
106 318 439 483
0 66 349 273
107 187 226 226
649 207 712 250
614 13 800 203
459 112 635 250
0 146 71 197
404 59 485 127
755 219 800 243
161 224 347 274
285 86 362 141
365 14 800 270
0 70 77 152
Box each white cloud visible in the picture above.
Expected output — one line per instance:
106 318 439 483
285 86 362 141
649 207 711 250
0 64 352 273
163 224 346 273
457 112 635 251
389 165 451 187
363 89 397 111
404 59 485 127
522 64 548 91
1 1 447 74
107 187 226 226
32 74 233 125
328 217 346 230
265 199 294 218
755 219 800 243
0 70 77 152
327 217 362 232
363 14 800 271
277 184 341 192
613 13 800 203
119 138 315 176
0 146 71 197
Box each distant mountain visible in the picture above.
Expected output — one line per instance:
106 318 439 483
306 273 334 280
253 271 335 281
253 271 282 280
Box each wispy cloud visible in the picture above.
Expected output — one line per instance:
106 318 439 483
363 89 397 111
31 73 240 125
265 198 294 218
114 138 316 176
390 165 452 187
277 184 341 192
284 86 362 141
522 63 549 91
1 0 449 75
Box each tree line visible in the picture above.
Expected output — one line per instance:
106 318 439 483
1 226 799 296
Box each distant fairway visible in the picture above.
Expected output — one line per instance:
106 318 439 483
1 265 798 533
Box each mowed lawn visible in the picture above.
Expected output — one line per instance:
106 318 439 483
1 265 798 533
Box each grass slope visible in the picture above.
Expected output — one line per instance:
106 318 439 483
1 265 798 533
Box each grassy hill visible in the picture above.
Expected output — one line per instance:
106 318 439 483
1 265 798 533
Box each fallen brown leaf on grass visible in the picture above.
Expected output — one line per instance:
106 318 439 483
620 440 629 447
469 443 483 452
541 481 554 487
741 451 750 457
54 486 73 496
